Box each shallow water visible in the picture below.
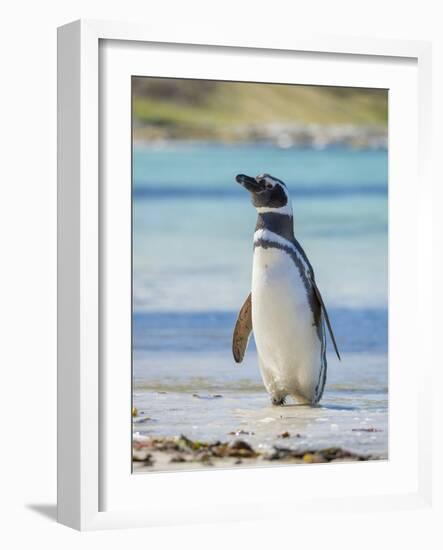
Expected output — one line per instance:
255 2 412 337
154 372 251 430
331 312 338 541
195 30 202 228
132 143 388 460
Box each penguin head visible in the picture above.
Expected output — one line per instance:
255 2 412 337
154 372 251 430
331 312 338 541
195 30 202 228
236 173 292 214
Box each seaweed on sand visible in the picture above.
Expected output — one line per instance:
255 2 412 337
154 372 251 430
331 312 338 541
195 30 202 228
133 435 374 467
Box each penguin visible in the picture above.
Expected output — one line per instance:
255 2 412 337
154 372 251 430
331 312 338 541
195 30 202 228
232 173 340 406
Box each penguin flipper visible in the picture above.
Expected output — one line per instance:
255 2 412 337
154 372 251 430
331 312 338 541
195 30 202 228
232 293 252 363
312 283 341 361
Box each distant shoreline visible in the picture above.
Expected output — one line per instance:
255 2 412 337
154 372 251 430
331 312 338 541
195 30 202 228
133 123 387 150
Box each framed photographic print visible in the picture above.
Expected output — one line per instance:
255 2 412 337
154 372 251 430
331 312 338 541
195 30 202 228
57 20 433 530
130 76 388 472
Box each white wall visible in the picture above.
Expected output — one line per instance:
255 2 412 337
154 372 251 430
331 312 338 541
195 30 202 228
0 0 441 547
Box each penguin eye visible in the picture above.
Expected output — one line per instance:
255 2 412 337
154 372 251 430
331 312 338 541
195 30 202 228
265 182 273 189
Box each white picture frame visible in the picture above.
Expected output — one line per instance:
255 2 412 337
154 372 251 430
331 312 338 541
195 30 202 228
57 19 433 531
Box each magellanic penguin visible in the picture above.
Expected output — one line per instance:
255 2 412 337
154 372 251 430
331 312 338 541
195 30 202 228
232 173 340 406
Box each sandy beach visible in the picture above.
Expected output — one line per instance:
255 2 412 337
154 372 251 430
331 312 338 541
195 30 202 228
132 349 388 472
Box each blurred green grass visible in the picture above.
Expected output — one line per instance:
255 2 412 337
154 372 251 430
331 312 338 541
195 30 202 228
133 78 387 141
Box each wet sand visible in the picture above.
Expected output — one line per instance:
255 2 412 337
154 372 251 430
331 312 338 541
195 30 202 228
132 359 388 473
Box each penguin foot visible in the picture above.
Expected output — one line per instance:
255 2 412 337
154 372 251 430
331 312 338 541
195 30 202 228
271 396 286 406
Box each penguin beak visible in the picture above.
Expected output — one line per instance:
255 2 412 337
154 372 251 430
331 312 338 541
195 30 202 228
236 174 266 193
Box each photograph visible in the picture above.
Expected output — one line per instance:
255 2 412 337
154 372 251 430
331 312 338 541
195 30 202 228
131 77 388 472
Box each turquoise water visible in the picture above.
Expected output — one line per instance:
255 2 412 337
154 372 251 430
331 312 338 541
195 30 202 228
132 144 388 461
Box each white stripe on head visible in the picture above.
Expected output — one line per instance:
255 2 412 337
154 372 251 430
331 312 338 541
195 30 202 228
253 174 293 215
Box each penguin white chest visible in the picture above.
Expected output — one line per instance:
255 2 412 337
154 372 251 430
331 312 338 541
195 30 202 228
252 244 322 402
